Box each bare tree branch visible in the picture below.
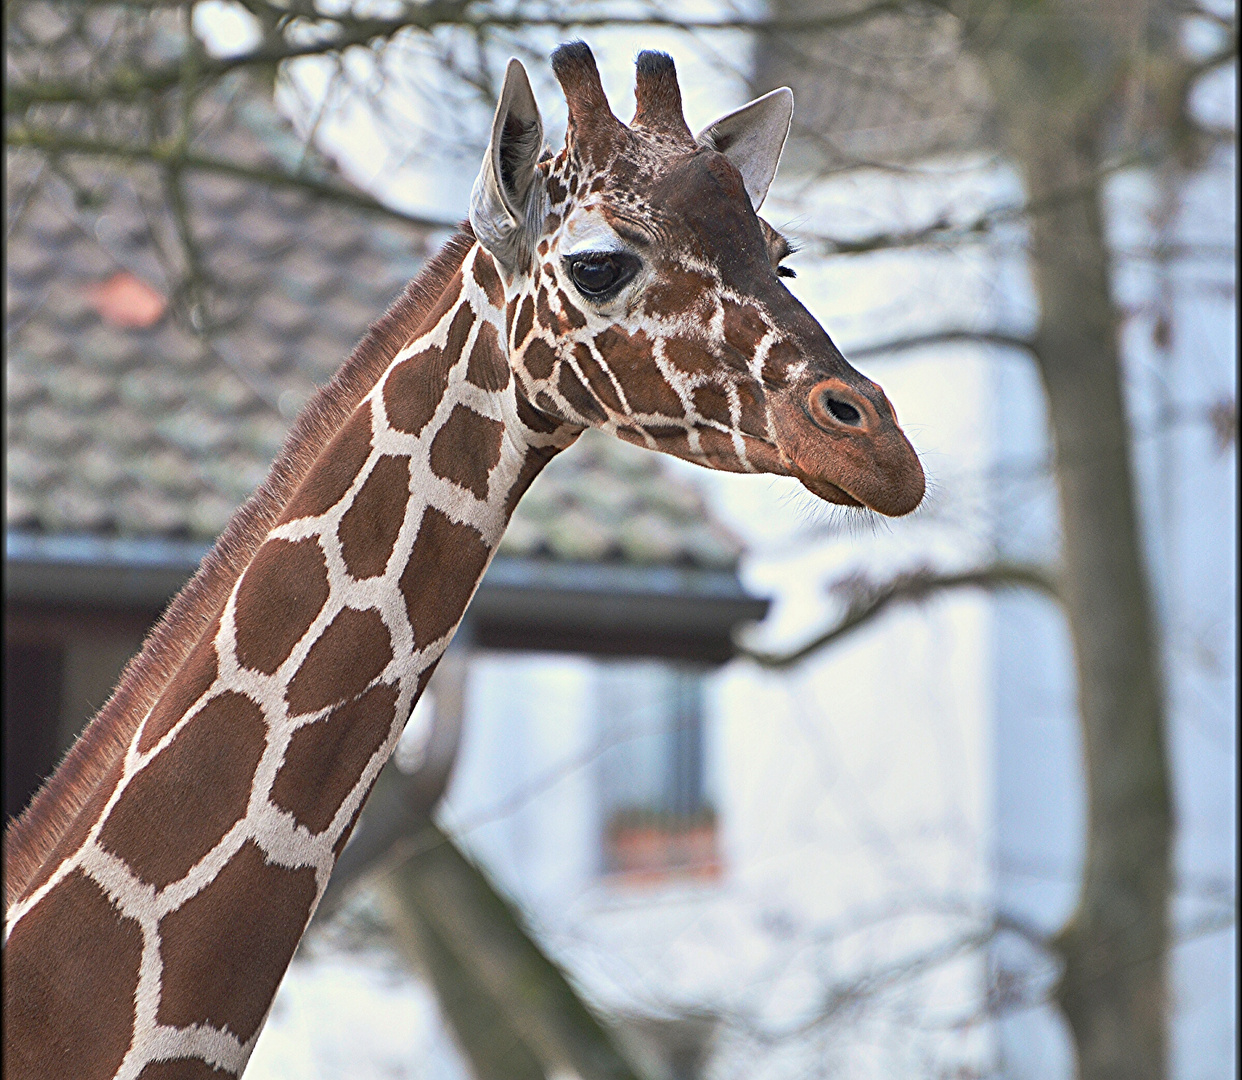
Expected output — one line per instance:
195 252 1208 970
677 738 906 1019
5 125 457 228
5 1 930 112
794 152 1154 257
739 563 1060 670
848 329 1039 360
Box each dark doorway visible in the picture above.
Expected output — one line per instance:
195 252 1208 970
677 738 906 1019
4 641 65 822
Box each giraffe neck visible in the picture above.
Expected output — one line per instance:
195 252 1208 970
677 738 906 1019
3 238 576 1080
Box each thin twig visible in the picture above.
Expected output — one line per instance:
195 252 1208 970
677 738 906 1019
739 563 1060 670
848 329 1038 360
5 0 928 111
6 125 456 228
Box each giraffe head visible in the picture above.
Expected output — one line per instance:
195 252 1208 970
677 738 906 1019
470 42 925 516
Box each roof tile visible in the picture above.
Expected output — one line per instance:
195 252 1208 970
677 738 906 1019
46 484 112 533
116 488 188 535
5 84 744 570
155 407 235 456
18 405 88 453
46 366 114 411
119 368 186 412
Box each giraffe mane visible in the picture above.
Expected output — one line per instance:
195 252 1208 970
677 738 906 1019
3 224 480 909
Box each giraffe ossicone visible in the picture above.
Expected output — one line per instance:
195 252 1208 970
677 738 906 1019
3 42 923 1079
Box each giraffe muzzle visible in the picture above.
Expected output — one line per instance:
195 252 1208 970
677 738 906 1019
774 377 925 516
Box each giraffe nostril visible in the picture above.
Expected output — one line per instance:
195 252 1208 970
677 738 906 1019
823 396 861 426
805 383 870 432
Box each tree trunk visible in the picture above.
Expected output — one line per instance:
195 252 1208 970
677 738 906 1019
385 819 645 1080
1005 87 1174 1080
381 861 548 1080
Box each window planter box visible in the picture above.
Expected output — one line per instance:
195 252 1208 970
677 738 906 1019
604 810 722 884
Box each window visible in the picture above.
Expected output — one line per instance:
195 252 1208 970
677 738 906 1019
595 661 720 883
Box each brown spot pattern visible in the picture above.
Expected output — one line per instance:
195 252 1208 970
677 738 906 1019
556 291 587 330
512 296 534 347
642 265 714 318
524 338 557 381
281 402 373 523
400 508 491 649
465 321 511 392
157 841 316 1042
763 339 801 387
136 1061 234 1080
443 303 476 364
337 455 410 579
4 870 143 1080
285 608 392 716
234 540 330 675
692 383 732 426
696 427 743 465
736 382 769 438
516 393 561 434
472 253 504 307
722 298 769 356
138 621 220 753
572 343 624 411
535 287 554 330
534 390 561 416
504 444 562 517
646 425 693 457
384 345 449 436
270 683 400 835
615 426 650 449
420 268 465 337
594 328 684 418
99 692 266 889
332 802 366 861
558 362 607 422
429 405 505 501
664 337 717 378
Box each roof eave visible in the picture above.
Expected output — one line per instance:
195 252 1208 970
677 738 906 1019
4 532 770 665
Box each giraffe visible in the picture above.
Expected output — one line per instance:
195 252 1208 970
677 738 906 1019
3 43 924 1079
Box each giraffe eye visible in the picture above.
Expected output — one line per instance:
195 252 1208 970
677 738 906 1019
566 252 640 300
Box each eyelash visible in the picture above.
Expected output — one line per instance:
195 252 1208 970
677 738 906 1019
775 236 799 278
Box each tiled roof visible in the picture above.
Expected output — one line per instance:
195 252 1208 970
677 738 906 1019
504 430 741 568
5 87 742 572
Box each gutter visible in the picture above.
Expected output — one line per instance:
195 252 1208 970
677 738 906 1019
5 532 770 663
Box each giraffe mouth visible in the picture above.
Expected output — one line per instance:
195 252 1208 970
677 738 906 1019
785 449 925 516
794 471 865 508
773 423 924 516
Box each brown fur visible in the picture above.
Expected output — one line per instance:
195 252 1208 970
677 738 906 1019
632 51 693 140
155 840 317 1041
4 869 144 1080
3 226 480 909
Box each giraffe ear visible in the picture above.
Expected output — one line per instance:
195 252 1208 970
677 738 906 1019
695 88 793 212
471 58 546 271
